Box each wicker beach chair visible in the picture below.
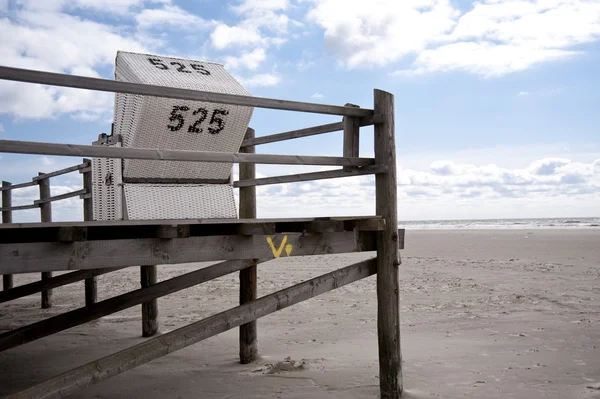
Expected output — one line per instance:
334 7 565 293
92 51 253 221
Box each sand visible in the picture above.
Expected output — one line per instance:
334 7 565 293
1 229 599 398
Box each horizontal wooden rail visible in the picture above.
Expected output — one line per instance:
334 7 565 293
4 258 376 399
0 231 374 273
0 66 373 117
240 114 382 148
0 259 257 352
0 181 37 191
34 189 87 205
0 204 38 212
234 165 387 188
0 139 375 167
0 267 125 303
33 162 89 181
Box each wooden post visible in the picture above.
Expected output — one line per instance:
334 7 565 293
239 127 258 364
38 173 52 309
374 89 402 398
140 265 158 337
81 159 97 306
2 181 13 291
343 103 360 172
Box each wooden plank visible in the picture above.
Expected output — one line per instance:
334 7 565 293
0 139 375 167
0 204 39 211
374 89 402 399
82 162 97 307
343 104 361 172
0 231 374 274
0 217 384 243
241 122 343 147
34 189 87 205
1 181 13 291
32 162 89 181
238 127 257 364
0 260 258 352
140 265 158 337
239 114 382 148
0 66 374 117
0 268 125 303
4 258 376 399
0 181 37 191
38 174 53 310
234 165 386 188
0 216 382 229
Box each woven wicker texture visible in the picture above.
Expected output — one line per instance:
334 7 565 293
92 148 123 221
123 184 237 220
114 51 253 181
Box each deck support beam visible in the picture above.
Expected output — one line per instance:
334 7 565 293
239 127 258 364
38 174 53 309
4 258 376 399
140 265 158 337
1 181 12 291
374 89 402 398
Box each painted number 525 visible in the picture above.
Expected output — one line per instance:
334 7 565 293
147 58 210 75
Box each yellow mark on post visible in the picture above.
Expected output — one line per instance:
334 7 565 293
266 235 293 258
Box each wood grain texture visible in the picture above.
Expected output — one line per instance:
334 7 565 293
343 104 361 172
32 162 88 181
0 231 373 274
140 265 158 337
374 89 402 398
239 127 258 364
0 139 375 167
0 180 36 191
38 175 52 310
0 268 124 303
1 181 12 290
0 66 373 117
0 260 257 352
234 165 386 188
4 258 376 399
82 162 97 307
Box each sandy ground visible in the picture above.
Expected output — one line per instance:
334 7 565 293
0 229 599 398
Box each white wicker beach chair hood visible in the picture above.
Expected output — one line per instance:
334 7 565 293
92 51 254 221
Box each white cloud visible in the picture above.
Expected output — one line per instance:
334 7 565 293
211 24 264 49
519 91 530 96
0 6 148 120
224 48 267 70
307 0 459 68
17 0 161 15
210 0 294 49
40 156 56 166
236 73 281 88
307 0 600 77
311 92 324 99
136 5 212 30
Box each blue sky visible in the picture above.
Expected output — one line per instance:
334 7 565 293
0 0 599 222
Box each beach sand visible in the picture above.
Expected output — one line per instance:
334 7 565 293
0 229 599 398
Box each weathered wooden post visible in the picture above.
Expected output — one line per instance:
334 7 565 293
343 103 360 172
81 159 97 306
141 265 158 337
2 181 13 291
239 127 258 363
38 173 53 309
374 89 402 398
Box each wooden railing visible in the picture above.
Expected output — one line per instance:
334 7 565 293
0 65 402 399
1 159 96 308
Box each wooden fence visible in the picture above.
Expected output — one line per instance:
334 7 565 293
0 65 403 399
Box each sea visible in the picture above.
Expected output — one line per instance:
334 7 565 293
399 217 600 230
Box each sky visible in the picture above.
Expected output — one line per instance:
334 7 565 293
0 0 599 223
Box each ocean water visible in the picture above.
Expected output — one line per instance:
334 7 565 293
399 217 600 230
